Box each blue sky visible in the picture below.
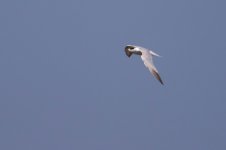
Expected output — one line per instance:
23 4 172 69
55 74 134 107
0 0 226 150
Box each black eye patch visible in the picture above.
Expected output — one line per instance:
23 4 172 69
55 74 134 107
125 46 134 50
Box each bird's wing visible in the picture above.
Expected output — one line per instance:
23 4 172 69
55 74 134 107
151 69 164 85
149 50 161 57
136 46 161 57
141 51 164 85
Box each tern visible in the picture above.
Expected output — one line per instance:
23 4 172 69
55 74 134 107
125 45 164 85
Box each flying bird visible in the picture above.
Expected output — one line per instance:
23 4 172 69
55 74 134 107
125 45 164 85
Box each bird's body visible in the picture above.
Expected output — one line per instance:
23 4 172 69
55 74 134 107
125 45 164 85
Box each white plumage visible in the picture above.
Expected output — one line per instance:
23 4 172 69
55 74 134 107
125 45 164 85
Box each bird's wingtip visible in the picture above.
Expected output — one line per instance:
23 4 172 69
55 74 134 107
149 51 161 57
151 69 164 85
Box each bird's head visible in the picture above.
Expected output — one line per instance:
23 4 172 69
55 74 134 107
125 45 135 51
125 45 142 57
125 45 135 57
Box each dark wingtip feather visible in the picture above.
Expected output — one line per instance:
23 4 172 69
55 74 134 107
151 69 164 85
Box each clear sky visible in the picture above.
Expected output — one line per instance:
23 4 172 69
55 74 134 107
0 0 226 150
